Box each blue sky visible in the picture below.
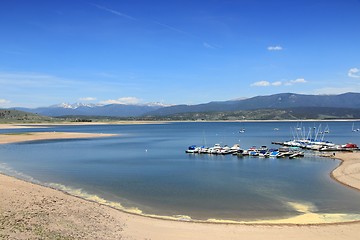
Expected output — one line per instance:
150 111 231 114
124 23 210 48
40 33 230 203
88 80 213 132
1 0 360 108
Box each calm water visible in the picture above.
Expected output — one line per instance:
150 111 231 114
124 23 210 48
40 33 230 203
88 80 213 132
1 121 360 221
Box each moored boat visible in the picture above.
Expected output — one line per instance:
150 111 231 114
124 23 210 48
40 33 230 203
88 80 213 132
219 145 232 155
248 146 259 156
289 152 305 159
230 144 241 153
269 150 279 157
342 143 359 151
185 145 198 153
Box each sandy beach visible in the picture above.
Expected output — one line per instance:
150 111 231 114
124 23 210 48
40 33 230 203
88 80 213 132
0 132 118 145
1 127 360 239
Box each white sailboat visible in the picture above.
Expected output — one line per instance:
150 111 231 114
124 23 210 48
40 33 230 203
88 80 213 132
352 122 359 132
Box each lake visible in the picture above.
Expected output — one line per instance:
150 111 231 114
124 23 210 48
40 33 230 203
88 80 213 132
1 121 360 222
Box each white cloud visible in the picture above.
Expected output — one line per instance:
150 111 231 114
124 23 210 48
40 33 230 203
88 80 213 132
79 97 97 101
100 97 141 105
251 81 271 87
0 99 10 104
267 45 283 51
251 78 307 87
272 81 282 86
285 78 307 86
0 99 10 106
291 78 307 83
348 68 360 78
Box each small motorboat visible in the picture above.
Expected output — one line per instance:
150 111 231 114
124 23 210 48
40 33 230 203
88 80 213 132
185 145 198 153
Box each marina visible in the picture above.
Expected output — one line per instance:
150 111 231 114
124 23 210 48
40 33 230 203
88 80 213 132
271 123 359 152
185 123 359 159
186 143 306 159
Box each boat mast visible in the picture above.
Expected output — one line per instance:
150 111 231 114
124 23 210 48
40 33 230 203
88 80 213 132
314 124 322 142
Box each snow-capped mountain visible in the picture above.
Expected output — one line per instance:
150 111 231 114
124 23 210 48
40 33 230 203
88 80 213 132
14 102 166 117
50 102 101 109
141 102 173 107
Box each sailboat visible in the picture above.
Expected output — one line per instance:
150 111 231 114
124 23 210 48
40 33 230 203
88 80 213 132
352 122 360 132
239 122 245 133
323 125 330 134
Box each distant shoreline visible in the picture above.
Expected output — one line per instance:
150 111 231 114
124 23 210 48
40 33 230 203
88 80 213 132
170 119 360 123
0 121 169 129
1 119 360 129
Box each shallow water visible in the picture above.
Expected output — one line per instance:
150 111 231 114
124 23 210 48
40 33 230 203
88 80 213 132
1 121 360 222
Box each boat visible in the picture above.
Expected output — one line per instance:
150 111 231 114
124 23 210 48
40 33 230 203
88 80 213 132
208 143 222 154
219 145 232 155
239 128 245 133
257 146 268 157
185 145 208 154
230 144 241 153
269 150 280 157
278 146 290 152
247 146 259 156
289 152 305 159
249 150 259 156
199 147 209 154
352 122 360 132
323 125 330 134
310 145 322 151
319 145 342 151
277 152 287 158
185 145 198 153
342 143 359 151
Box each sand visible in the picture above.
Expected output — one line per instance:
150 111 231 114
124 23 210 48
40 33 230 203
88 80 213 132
0 124 49 129
332 152 360 191
1 127 360 239
0 132 118 145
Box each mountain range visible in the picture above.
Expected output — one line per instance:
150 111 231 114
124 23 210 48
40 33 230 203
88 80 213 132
11 92 360 118
14 102 165 117
146 92 360 116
